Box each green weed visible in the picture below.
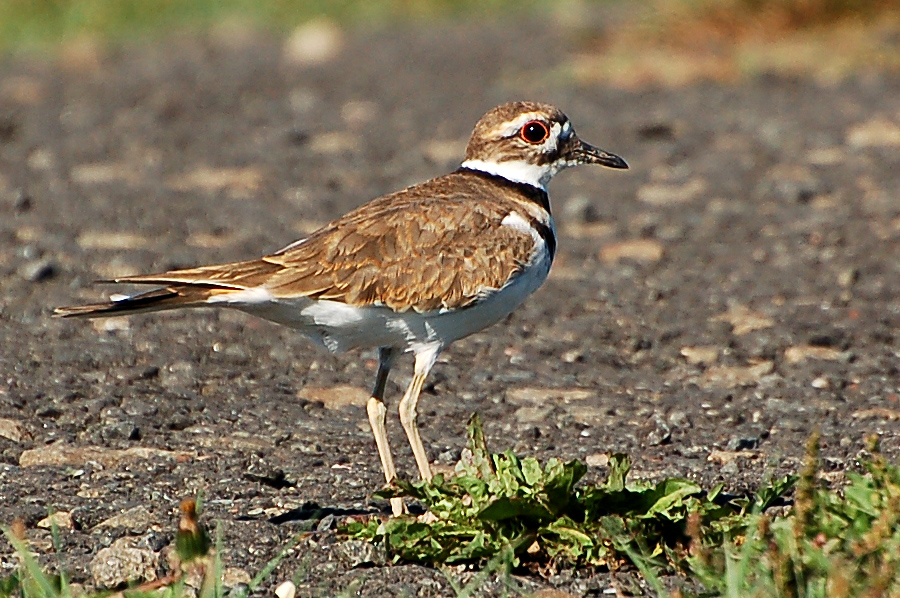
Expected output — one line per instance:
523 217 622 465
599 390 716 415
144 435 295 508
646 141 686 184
686 434 900 598
341 414 793 573
344 417 900 597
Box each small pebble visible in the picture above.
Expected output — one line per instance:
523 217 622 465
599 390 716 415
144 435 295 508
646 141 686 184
274 580 296 598
811 376 830 389
20 259 57 282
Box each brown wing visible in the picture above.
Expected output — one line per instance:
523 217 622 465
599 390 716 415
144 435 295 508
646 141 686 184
76 173 538 314
262 188 536 312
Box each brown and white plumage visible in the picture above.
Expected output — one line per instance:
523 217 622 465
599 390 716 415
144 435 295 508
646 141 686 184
56 101 628 515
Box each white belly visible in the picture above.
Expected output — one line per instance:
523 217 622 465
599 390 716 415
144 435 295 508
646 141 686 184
212 208 555 354
231 246 551 354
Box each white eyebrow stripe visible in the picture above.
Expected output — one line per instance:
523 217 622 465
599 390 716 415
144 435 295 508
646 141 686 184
489 112 547 138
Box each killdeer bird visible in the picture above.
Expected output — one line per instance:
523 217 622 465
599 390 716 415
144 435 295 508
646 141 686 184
56 101 628 516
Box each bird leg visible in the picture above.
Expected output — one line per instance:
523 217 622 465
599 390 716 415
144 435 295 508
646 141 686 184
366 347 405 516
398 373 431 481
398 345 440 482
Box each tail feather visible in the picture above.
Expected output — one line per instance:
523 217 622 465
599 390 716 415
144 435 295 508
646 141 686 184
54 286 214 318
108 258 280 288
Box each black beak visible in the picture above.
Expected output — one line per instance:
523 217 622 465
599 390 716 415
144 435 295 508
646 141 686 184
566 139 629 169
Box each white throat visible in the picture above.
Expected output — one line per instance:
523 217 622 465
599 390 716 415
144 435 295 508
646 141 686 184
460 158 552 191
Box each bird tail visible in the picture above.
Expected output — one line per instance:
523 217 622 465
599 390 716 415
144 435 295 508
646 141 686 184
54 286 217 318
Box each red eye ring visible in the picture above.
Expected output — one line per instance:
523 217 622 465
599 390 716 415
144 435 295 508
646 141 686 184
519 120 550 144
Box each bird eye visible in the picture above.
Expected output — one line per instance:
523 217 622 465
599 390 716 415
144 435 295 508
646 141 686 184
519 120 550 144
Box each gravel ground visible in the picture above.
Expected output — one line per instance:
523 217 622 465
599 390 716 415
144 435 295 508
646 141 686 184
1 15 900 598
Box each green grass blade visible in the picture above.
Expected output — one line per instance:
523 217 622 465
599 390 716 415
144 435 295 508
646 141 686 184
2 527 60 598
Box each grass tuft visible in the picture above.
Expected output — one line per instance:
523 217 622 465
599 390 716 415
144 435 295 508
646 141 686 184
343 414 900 597
686 434 900 597
342 413 793 574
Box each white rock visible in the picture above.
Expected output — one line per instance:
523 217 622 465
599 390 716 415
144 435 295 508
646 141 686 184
90 538 158 589
0 418 30 443
297 385 369 410
599 238 664 263
847 118 900 147
37 511 73 529
637 178 706 205
275 580 296 598
283 19 343 66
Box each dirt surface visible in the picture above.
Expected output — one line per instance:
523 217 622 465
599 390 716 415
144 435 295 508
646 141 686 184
1 15 900 597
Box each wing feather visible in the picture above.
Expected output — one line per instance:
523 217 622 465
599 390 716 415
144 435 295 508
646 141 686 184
263 180 538 312
67 172 542 315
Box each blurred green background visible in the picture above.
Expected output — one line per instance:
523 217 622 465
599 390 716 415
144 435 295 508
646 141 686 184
1 0 897 50
1 0 548 53
2 0 899 82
